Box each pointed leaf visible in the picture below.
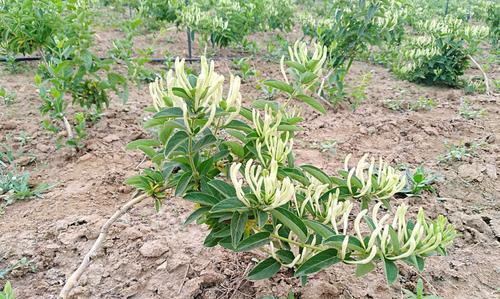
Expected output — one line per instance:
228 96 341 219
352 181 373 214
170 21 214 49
247 257 281 280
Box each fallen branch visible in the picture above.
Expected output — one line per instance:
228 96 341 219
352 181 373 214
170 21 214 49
59 192 149 299
468 55 491 96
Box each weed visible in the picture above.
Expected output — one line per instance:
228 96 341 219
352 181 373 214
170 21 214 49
464 77 486 94
349 72 372 111
403 279 441 299
402 166 437 196
0 257 36 279
232 58 257 82
409 97 436 111
0 169 52 205
459 99 485 120
384 99 404 111
0 88 16 105
438 141 481 163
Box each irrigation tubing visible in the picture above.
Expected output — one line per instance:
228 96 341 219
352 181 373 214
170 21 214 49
0 56 247 63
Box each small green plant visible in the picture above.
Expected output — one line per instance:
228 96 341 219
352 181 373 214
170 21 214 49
464 77 486 94
403 278 441 299
409 97 436 111
232 58 257 82
310 139 337 155
0 257 36 279
349 72 372 111
459 99 485 120
402 166 437 196
0 87 16 105
0 169 52 205
384 99 404 111
438 142 480 163
0 281 15 299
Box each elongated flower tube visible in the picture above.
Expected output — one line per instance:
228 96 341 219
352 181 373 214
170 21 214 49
230 159 295 211
256 132 293 165
344 154 406 201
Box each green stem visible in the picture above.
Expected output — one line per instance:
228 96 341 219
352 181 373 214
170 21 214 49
187 135 200 180
269 233 324 252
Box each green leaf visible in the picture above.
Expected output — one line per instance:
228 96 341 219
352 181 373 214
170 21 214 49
153 107 184 118
323 235 365 252
279 168 309 186
303 219 336 239
294 249 339 277
126 139 160 150
175 172 192 197
239 107 253 121
271 207 308 241
295 94 326 114
252 100 280 111
277 124 302 132
236 232 271 252
208 179 236 198
355 262 375 277
184 192 219 206
164 130 189 158
193 133 217 152
137 146 157 159
211 197 249 213
383 259 398 285
172 87 192 100
284 60 307 72
223 141 245 158
231 212 248 247
388 226 400 253
247 257 281 280
300 72 318 85
276 249 295 264
416 256 424 272
264 79 294 95
184 207 210 225
301 165 331 185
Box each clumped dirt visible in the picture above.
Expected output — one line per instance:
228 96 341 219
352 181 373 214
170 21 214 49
0 24 499 299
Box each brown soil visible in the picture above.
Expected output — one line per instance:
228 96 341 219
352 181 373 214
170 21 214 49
1 23 499 299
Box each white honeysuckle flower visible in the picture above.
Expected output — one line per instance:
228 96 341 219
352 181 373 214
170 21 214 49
253 106 282 139
343 154 406 201
224 75 242 125
229 159 295 211
280 56 289 84
148 57 242 134
288 40 327 78
341 203 456 264
267 132 293 164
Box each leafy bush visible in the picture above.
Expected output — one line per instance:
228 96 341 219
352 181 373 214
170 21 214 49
127 41 456 284
393 17 489 86
300 0 404 100
178 0 295 48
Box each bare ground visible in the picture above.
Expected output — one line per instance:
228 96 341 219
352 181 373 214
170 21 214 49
0 26 499 299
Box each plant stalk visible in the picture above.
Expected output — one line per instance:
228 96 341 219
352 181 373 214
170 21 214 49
468 54 491 95
58 192 149 299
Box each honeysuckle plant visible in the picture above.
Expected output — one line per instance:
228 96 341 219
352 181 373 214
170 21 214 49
126 40 456 285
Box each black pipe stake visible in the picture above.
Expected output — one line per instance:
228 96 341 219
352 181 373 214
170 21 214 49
185 0 192 63
0 55 245 63
444 0 450 16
